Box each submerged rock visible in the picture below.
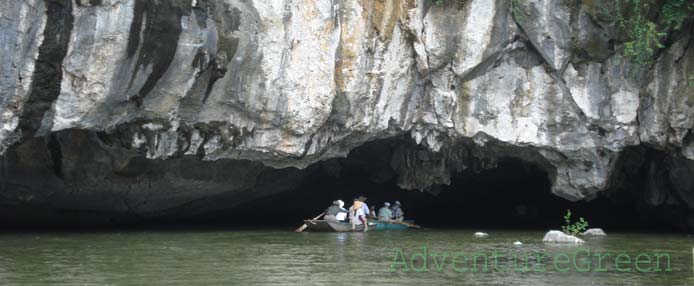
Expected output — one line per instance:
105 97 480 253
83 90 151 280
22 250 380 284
582 228 607 236
542 231 585 244
474 232 489 238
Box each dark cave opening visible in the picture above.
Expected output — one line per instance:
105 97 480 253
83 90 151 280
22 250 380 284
197 138 680 232
0 131 688 233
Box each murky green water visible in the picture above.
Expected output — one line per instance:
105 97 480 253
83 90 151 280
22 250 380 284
0 229 693 285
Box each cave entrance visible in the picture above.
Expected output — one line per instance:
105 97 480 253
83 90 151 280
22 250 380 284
216 136 674 232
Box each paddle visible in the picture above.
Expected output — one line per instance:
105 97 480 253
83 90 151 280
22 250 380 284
295 212 325 232
385 219 421 229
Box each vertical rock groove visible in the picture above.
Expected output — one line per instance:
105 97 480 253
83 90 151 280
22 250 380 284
18 0 74 138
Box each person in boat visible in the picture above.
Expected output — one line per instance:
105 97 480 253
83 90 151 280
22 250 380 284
351 195 371 220
369 205 377 220
391 201 404 221
378 202 393 221
336 199 348 221
357 195 370 216
324 200 348 222
349 197 368 232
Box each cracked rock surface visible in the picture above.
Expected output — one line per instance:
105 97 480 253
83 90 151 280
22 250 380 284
0 0 692 225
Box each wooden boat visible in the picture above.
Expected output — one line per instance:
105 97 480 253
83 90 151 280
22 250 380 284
302 219 417 232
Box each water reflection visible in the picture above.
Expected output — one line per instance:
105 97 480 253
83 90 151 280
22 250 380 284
0 230 691 285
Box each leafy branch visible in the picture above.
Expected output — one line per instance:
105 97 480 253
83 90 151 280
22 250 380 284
561 209 589 236
510 0 525 21
613 0 694 67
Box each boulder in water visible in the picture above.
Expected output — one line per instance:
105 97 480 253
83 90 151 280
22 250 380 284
582 228 607 236
542 230 585 244
474 232 489 238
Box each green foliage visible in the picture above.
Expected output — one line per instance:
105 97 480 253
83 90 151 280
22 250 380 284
689 74 694 87
510 0 524 21
661 0 693 30
561 209 589 236
434 0 447 5
614 0 694 67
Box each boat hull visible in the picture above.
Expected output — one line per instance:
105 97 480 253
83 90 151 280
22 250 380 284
302 220 414 232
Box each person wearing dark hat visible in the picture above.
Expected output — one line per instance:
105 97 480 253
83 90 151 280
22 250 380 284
325 200 347 222
349 197 369 232
391 201 404 221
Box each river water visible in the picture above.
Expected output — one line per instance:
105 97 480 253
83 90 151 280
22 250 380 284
0 229 692 285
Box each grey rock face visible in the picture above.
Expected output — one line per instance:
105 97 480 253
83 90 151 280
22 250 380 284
0 0 692 222
639 35 694 159
0 129 307 224
0 0 46 153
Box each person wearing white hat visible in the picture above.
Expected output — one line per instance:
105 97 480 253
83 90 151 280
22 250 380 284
336 199 347 221
378 202 393 221
324 200 348 222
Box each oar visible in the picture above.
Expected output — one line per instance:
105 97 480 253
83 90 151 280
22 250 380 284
386 219 421 229
295 212 325 232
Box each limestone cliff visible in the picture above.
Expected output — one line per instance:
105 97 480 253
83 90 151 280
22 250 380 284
0 0 692 225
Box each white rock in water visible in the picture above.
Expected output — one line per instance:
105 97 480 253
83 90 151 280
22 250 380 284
474 232 489 238
582 228 607 236
542 230 585 244
513 241 523 245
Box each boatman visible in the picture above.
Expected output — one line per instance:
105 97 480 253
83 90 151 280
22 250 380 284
391 201 404 221
357 195 370 217
350 197 368 232
378 202 393 221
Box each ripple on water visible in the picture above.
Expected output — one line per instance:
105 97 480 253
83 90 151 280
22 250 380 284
0 230 693 285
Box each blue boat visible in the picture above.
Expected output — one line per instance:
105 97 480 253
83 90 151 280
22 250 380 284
302 219 419 232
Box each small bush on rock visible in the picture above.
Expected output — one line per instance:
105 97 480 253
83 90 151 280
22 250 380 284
561 209 589 236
